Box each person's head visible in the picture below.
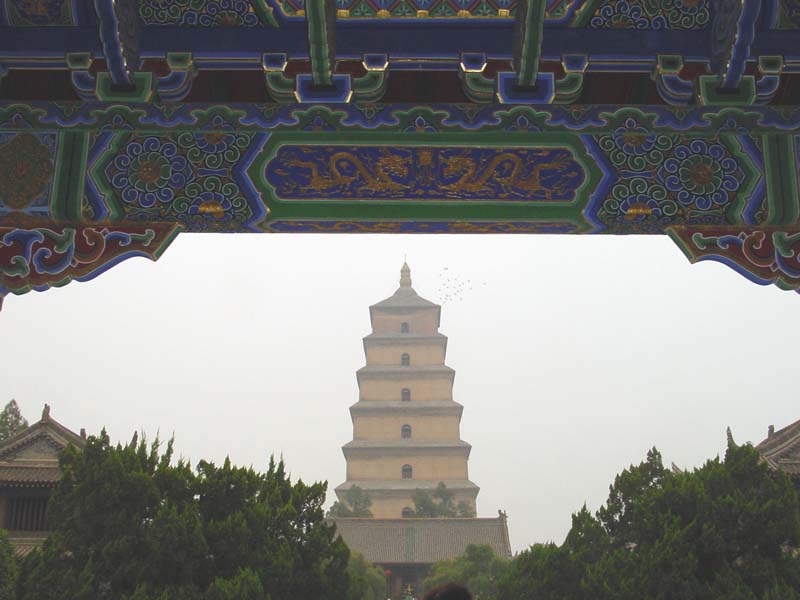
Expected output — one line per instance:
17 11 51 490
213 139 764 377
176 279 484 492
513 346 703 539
422 583 472 600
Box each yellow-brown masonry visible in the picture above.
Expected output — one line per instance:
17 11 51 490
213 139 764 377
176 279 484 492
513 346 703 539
335 263 479 518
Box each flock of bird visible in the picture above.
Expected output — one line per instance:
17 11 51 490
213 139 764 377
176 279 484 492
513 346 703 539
434 266 486 305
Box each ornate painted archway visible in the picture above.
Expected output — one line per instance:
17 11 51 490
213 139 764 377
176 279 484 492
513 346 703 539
1 0 799 308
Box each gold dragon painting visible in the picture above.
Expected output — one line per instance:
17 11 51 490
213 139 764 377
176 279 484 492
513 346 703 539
266 145 585 201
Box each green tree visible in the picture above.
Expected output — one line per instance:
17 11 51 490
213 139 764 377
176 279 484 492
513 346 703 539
345 552 386 600
205 569 266 600
499 444 800 600
412 483 475 518
0 399 28 441
328 486 373 518
423 544 509 600
16 430 350 600
0 529 17 600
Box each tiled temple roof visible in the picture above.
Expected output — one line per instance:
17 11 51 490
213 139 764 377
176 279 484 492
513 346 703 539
331 515 511 564
756 418 800 477
0 466 62 487
0 405 86 488
371 288 439 310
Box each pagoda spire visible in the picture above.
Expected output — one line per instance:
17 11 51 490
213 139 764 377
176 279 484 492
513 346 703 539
400 262 412 288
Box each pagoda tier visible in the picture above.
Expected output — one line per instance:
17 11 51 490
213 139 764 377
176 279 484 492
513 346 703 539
336 263 478 519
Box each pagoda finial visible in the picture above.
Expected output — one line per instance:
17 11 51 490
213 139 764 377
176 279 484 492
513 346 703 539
400 261 412 288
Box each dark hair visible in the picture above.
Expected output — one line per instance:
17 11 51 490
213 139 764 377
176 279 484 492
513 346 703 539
422 583 473 600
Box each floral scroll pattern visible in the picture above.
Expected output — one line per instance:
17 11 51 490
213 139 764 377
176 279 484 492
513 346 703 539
777 0 800 29
92 121 266 231
139 0 272 26
3 0 75 26
0 132 56 216
588 0 710 29
596 118 746 232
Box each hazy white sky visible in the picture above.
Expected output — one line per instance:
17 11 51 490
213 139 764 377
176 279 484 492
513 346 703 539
1 233 798 552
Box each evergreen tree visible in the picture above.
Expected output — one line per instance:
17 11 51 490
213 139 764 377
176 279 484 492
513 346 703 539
16 430 350 600
499 444 800 600
423 544 509 600
412 482 475 517
0 399 28 441
327 486 373 518
0 529 17 600
344 552 386 600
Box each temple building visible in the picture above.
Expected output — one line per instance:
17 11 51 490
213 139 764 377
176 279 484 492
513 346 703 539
333 264 511 597
0 405 85 556
756 418 800 480
336 262 478 518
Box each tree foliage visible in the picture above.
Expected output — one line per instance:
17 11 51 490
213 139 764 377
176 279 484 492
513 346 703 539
328 486 374 518
345 552 386 600
423 544 509 600
412 483 475 518
498 444 800 600
15 430 350 600
0 530 17 600
0 400 28 442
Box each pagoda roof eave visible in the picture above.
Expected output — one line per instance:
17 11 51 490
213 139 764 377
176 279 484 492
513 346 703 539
349 400 463 418
335 479 479 494
356 365 455 382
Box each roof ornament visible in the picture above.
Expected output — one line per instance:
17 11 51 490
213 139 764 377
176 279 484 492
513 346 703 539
768 425 775 438
400 261 412 288
41 404 50 421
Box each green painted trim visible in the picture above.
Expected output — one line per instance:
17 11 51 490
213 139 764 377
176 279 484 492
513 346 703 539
352 71 387 102
153 224 184 258
665 226 694 261
88 132 125 222
65 52 91 70
570 0 601 27
50 132 88 222
166 52 193 71
461 72 495 102
265 72 297 102
306 0 334 87
697 75 756 106
515 0 546 87
95 72 154 103
253 0 279 27
721 133 760 226
764 135 800 226
554 73 583 104
247 130 604 232
656 54 684 75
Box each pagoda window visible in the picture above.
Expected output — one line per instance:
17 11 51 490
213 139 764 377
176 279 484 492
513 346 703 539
402 424 412 439
402 507 414 518
402 464 413 479
401 388 411 402
401 353 410 366
401 322 410 333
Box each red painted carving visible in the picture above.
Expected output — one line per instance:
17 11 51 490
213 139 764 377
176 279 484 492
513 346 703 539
668 226 800 294
0 224 181 309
